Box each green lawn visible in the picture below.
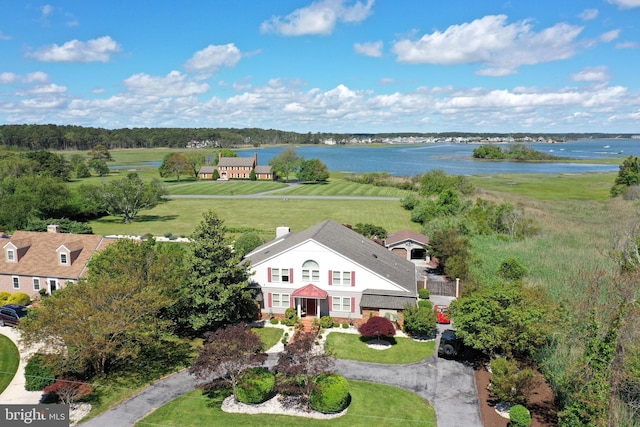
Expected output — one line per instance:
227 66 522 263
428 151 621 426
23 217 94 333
88 198 420 239
273 180 413 198
135 380 436 427
324 332 435 364
0 334 19 394
252 327 283 350
166 181 288 195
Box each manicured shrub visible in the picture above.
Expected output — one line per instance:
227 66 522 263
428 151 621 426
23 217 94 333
236 368 275 404
0 291 10 305
418 299 432 309
6 292 31 306
310 373 350 413
489 357 535 404
283 307 298 326
24 353 55 391
320 316 334 329
341 323 349 329
403 305 436 336
358 316 396 341
269 317 279 325
509 404 531 427
418 288 430 299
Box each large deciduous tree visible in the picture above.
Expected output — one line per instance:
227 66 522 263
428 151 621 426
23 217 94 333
427 228 471 281
297 158 329 182
180 210 257 333
611 156 640 197
19 239 184 376
99 172 167 223
159 152 190 182
88 144 113 162
269 147 302 182
190 323 267 402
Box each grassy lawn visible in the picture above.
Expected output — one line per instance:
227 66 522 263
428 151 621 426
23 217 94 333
273 180 413 198
0 334 19 394
252 327 283 350
166 181 288 195
324 332 435 364
469 172 616 201
135 380 436 427
88 198 419 239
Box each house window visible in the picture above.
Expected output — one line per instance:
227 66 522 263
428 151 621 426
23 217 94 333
271 268 290 283
33 278 40 291
7 249 15 262
332 296 351 312
332 271 352 286
60 253 68 265
272 293 290 308
12 276 20 289
302 260 319 282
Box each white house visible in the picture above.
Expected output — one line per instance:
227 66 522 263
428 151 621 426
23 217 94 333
244 220 418 324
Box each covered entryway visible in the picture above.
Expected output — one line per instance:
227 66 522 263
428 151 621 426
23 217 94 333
291 284 327 319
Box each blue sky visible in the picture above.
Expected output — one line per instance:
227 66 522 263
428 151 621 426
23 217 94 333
1 0 639 133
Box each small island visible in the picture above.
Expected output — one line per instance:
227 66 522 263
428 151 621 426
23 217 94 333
472 144 566 161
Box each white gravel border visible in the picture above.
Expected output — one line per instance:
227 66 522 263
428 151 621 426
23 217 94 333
222 394 347 419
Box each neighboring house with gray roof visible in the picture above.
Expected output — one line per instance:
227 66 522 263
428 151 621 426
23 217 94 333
198 153 275 180
384 229 430 262
244 220 418 325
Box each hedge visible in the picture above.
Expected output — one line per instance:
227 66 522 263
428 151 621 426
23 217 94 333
236 368 275 404
24 353 55 391
310 373 350 413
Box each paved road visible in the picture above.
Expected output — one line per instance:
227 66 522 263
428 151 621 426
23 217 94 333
83 332 481 427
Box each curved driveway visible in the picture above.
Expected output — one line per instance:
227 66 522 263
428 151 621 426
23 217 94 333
83 340 481 427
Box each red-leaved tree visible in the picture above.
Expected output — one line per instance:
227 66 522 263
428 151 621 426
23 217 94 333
189 323 267 402
44 377 93 405
358 316 396 342
274 332 334 406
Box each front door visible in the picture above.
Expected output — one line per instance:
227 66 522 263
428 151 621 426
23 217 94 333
305 299 317 316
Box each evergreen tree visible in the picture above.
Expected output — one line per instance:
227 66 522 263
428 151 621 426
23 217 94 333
182 210 257 332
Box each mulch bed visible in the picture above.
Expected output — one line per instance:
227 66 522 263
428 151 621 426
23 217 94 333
474 361 559 427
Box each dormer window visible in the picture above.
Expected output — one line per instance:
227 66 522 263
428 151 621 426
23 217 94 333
60 253 68 265
7 249 15 262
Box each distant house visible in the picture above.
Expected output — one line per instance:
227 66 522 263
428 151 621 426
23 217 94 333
384 229 430 262
244 220 418 325
0 225 116 297
197 153 276 180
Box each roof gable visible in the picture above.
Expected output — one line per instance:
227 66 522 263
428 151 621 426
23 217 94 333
385 229 429 247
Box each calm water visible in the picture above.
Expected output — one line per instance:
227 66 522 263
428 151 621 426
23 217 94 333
236 139 639 176
127 139 640 177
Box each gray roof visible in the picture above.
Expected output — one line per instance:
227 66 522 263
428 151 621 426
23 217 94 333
198 165 216 174
218 157 255 167
245 220 417 296
360 289 417 310
254 165 272 174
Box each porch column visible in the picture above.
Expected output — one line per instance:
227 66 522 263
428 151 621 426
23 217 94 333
316 299 320 318
296 298 302 318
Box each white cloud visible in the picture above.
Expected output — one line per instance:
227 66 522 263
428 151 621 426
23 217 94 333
379 77 395 85
41 5 54 17
607 0 640 9
579 9 599 20
260 0 374 36
124 71 209 96
571 66 610 82
354 41 383 57
392 15 583 76
0 31 11 41
616 41 638 49
16 84 67 96
600 29 620 42
27 36 121 62
0 71 49 84
184 43 242 74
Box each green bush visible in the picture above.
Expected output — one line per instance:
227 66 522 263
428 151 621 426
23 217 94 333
333 322 340 328
283 307 298 326
403 305 436 336
509 404 531 427
0 291 10 305
269 317 279 325
418 288 430 299
320 316 334 329
236 368 275 404
24 353 55 391
6 292 31 306
498 258 527 281
418 299 432 309
341 323 350 329
489 357 535 404
310 373 350 413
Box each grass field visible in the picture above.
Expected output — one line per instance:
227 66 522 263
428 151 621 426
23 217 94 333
324 332 435 364
135 380 437 427
0 334 19 394
252 327 284 351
